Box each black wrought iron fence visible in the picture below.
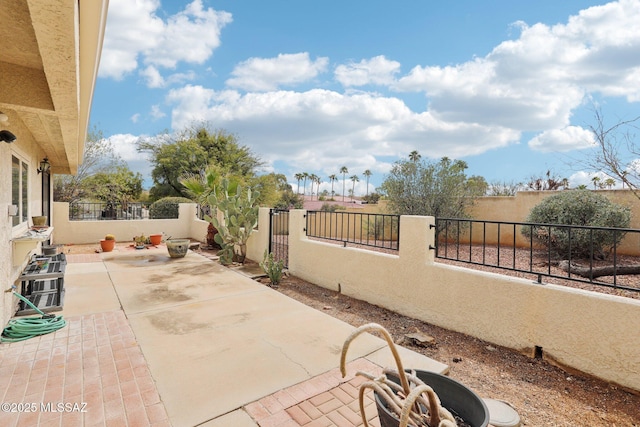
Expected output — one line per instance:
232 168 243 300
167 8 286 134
269 209 289 267
305 211 400 250
69 202 149 220
435 218 640 293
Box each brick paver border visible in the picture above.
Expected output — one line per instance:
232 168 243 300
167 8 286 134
0 311 169 427
246 358 384 427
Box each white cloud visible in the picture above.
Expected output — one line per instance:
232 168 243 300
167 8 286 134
165 86 520 177
226 53 329 91
107 133 142 161
393 0 640 131
528 126 595 153
140 66 165 88
150 105 166 120
131 113 140 124
99 0 231 80
335 55 401 87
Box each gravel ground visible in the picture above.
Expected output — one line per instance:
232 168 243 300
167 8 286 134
265 273 640 426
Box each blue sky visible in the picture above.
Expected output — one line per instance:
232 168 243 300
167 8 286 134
92 0 640 195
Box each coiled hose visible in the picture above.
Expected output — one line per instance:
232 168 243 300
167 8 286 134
1 292 66 343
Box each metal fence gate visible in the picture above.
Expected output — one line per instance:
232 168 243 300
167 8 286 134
268 209 289 268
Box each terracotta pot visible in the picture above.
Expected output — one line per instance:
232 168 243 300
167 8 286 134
100 239 115 252
149 234 163 245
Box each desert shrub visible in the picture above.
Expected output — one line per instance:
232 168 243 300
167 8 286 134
319 203 345 212
149 197 193 219
521 190 630 259
362 192 381 204
259 250 285 287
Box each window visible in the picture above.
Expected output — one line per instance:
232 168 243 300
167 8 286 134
11 155 29 227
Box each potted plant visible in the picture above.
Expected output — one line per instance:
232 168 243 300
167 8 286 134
133 234 147 249
100 234 116 252
341 323 489 427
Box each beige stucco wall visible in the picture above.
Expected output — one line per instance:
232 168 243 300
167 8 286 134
465 190 640 254
246 208 271 263
52 202 208 245
283 209 640 391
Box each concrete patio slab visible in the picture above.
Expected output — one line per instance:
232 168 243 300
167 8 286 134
124 276 388 426
1 246 448 427
60 270 121 317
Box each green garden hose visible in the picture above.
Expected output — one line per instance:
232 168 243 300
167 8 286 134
1 292 66 343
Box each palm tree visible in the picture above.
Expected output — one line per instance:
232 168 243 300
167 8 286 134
328 174 337 199
340 166 348 202
302 172 309 197
605 178 616 189
591 175 601 190
409 150 421 162
294 173 304 194
362 169 372 196
309 173 319 200
350 174 359 201
314 175 322 199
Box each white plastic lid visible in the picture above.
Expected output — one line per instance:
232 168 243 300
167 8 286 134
483 398 521 427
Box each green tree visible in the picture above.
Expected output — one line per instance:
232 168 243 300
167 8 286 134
137 125 262 201
409 150 421 162
380 156 479 222
328 174 337 199
340 166 348 201
82 165 143 212
604 177 616 189
302 172 309 197
251 173 290 207
350 174 359 200
54 126 123 202
362 169 372 196
309 173 319 200
294 173 304 194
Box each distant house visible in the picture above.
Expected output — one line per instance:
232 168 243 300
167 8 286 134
0 1 109 327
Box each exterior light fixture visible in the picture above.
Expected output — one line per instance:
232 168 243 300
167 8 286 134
37 158 51 174
0 130 16 143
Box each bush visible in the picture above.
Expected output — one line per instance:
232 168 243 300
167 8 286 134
319 203 345 212
149 197 193 219
362 192 381 204
521 190 631 259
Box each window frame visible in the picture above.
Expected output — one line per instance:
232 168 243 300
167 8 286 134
11 153 30 229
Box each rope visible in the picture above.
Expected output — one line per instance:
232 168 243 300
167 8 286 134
1 292 66 343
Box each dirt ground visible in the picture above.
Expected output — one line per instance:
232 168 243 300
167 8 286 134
63 243 640 426
258 273 640 427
